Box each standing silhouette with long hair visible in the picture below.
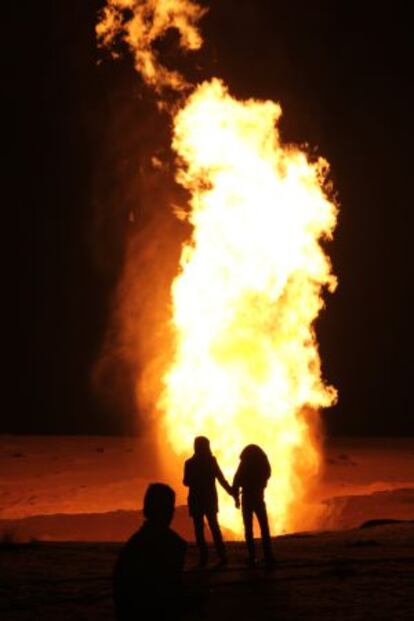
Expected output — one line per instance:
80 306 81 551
184 436 233 567
232 444 275 568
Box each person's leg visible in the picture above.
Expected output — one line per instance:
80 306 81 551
206 511 227 563
193 513 208 566
242 500 256 565
255 498 274 565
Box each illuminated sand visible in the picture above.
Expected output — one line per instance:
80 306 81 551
1 436 413 618
1 436 413 541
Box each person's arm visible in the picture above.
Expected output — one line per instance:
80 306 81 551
214 458 233 496
183 460 190 487
232 465 241 508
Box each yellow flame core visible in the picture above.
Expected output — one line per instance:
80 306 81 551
159 79 338 534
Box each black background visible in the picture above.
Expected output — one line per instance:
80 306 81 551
8 1 413 435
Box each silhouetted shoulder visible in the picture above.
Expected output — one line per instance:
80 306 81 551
183 456 195 485
115 524 186 580
184 456 195 471
125 523 186 554
114 525 187 620
164 527 187 556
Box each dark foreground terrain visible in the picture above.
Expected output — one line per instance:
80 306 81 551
1 522 413 621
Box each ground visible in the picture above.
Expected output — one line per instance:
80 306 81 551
1 522 413 620
1 436 414 534
1 436 413 618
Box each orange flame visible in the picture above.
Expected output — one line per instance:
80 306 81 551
97 0 338 535
96 0 206 92
160 79 337 533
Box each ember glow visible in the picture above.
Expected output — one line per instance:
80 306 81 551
97 0 338 535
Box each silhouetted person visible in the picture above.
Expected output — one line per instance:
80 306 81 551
113 483 187 621
232 444 275 568
184 436 233 567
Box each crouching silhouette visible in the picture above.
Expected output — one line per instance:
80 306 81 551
113 483 187 620
233 444 275 568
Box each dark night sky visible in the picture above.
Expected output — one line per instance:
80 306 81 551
8 1 413 435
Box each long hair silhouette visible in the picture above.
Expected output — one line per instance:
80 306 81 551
233 444 274 568
237 444 271 492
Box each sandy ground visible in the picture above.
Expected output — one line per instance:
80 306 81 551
0 436 414 529
1 437 413 619
1 522 413 620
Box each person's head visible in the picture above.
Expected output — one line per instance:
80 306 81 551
143 483 175 527
194 436 212 458
240 444 265 463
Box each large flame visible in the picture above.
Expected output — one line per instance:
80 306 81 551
97 0 338 535
160 79 337 533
